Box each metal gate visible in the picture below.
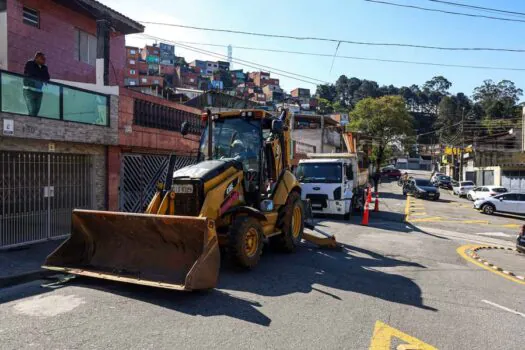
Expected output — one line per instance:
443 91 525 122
476 170 494 186
465 171 476 184
502 170 525 192
0 151 93 248
119 154 197 213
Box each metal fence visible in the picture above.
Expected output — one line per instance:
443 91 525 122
119 154 197 213
0 151 93 248
133 99 201 135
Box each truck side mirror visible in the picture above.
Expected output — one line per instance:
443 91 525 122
180 121 189 136
346 165 354 180
271 119 283 134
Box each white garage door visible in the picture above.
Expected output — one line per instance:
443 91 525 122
502 171 525 192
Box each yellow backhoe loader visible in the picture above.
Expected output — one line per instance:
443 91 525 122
43 109 338 291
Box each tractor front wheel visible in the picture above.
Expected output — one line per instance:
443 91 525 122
228 216 263 268
270 192 304 252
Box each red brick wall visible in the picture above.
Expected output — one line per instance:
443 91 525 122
7 0 126 85
118 88 201 150
138 74 164 87
160 64 175 75
106 89 202 210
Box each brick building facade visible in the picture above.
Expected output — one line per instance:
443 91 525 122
2 0 131 85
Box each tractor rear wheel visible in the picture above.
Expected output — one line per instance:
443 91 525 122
270 191 304 252
228 216 263 268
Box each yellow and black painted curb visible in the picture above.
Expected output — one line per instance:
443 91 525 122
466 245 525 281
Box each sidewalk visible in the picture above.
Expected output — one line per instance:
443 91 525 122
0 240 63 288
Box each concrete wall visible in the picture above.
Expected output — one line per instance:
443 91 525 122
0 137 106 210
0 95 119 145
292 128 339 154
6 0 126 85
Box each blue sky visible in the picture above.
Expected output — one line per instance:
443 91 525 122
102 0 525 97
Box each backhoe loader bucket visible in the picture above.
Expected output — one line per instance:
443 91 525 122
43 210 220 291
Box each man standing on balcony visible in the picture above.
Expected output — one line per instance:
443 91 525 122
23 52 50 116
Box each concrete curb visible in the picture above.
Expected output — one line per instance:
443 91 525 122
466 245 525 281
0 269 56 289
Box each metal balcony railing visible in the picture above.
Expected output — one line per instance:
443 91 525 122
133 98 201 135
0 69 109 126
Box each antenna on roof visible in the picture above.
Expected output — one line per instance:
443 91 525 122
227 44 232 69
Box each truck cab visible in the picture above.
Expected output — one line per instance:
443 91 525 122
296 154 359 218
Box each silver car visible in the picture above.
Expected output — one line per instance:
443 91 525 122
474 192 525 215
452 181 475 197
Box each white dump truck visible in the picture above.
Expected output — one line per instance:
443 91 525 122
296 153 370 218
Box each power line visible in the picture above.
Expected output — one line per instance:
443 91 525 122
138 22 525 53
365 0 525 24
148 38 525 72
137 34 326 86
427 0 525 18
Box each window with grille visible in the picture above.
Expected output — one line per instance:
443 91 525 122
74 29 97 65
130 69 136 75
23 7 39 28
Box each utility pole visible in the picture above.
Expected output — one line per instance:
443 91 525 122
459 107 465 181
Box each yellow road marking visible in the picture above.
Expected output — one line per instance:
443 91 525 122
369 320 437 350
456 245 525 286
460 220 489 225
503 224 521 229
409 217 443 222
410 212 428 216
404 195 411 222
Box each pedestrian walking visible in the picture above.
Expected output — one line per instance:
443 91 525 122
23 52 50 117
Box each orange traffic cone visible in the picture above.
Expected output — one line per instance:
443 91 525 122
374 192 379 212
367 187 372 203
361 198 370 225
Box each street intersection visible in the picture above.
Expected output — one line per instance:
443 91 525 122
1 181 524 349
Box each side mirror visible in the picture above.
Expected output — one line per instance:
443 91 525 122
181 121 189 136
346 165 354 180
271 119 283 134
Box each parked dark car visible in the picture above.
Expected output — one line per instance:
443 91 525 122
381 168 402 179
403 178 440 200
432 175 452 189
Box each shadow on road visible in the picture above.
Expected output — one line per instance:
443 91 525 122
379 192 406 200
487 212 525 221
40 240 436 327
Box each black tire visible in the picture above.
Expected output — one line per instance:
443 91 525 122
433 195 440 201
482 204 495 215
467 194 473 201
270 191 304 252
228 216 263 268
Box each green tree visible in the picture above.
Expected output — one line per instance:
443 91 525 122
423 76 452 95
316 84 337 102
348 95 413 190
317 98 334 115
472 79 523 120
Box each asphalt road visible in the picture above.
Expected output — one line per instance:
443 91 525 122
1 182 524 349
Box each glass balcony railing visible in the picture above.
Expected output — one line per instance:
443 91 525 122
0 70 109 126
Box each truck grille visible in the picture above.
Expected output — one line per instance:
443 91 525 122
173 182 202 216
306 194 328 208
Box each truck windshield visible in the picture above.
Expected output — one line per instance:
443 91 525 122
296 163 342 183
199 118 261 172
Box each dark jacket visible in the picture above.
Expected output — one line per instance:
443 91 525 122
23 60 50 91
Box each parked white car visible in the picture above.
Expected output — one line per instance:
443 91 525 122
474 193 525 215
452 181 475 197
467 186 508 201
431 173 445 183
